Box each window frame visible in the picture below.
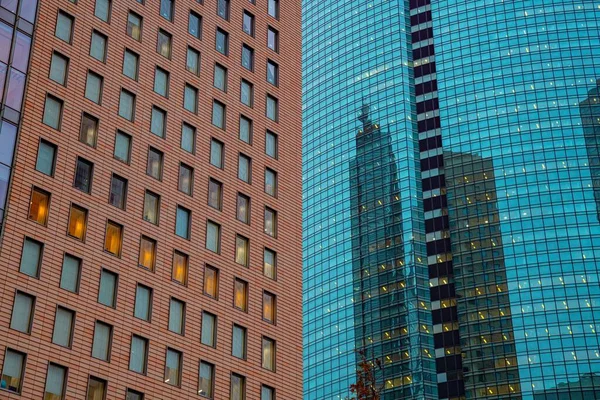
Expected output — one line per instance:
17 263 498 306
44 363 68 400
134 283 153 322
233 278 248 312
203 265 219 299
172 250 189 286
90 30 108 63
55 10 74 44
126 10 143 41
98 268 119 308
91 320 113 362
137 235 156 271
36 139 57 176
10 290 35 334
109 173 128 210
52 305 75 348
114 130 132 164
1 348 26 394
164 347 183 387
49 51 69 86
28 186 51 226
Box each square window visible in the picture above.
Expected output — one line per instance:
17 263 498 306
20 237 42 278
90 31 107 62
79 113 98 147
43 94 63 130
139 236 156 271
266 95 278 121
204 265 218 298
85 71 103 104
87 377 107 399
201 311 217 347
45 363 67 400
214 63 227 92
60 254 81 293
98 269 118 308
266 130 278 159
232 324 246 359
233 278 248 312
36 139 56 177
28 187 50 225
168 298 185 334
179 163 193 196
91 321 112 361
267 60 278 86
123 49 139 80
165 348 182 387
210 139 223 168
143 190 160 225
67 203 87 241
157 30 172 58
242 11 254 36
186 47 200 75
216 28 228 55
208 179 222 210
262 337 276 371
262 385 275 400
265 168 277 197
189 12 202 39
52 306 74 347
151 106 167 137
264 248 277 279
74 157 93 193
264 207 277 237
55 11 74 43
147 147 163 180
198 361 214 398
268 0 279 19
104 220 123 256
10 291 35 334
239 116 252 144
184 84 198 113
206 220 220 253
154 67 169 97
119 89 136 121
114 130 132 163
160 0 174 21
127 12 142 41
212 100 225 129
49 52 69 85
127 389 144 400
109 174 127 209
240 80 253 107
241 45 253 71
230 373 245 400
172 251 188 285
94 0 111 22
236 193 250 224
263 291 276 323
235 235 249 266
238 154 251 183
267 27 278 52
129 335 148 374
175 206 191 240
217 0 229 20
134 284 152 321
181 123 196 153
1 349 26 394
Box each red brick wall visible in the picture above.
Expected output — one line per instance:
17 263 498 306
0 0 303 398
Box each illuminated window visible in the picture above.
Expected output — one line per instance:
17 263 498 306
143 191 160 225
168 298 185 335
87 377 106 400
264 248 276 280
172 251 188 285
127 11 142 41
157 29 172 58
10 291 34 334
52 306 74 347
230 373 245 400
44 363 67 400
129 335 148 374
67 204 87 241
265 168 277 197
98 269 118 308
201 311 217 347
198 361 214 398
263 291 276 323
165 348 182 387
91 321 112 361
233 278 248 312
262 337 275 371
134 284 152 321
139 236 156 271
232 324 246 359
264 207 277 237
79 113 98 147
179 164 193 196
235 235 249 267
208 179 222 210
1 349 25 394
28 187 50 225
204 265 218 298
104 220 123 256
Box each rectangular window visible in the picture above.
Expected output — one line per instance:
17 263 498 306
175 206 191 240
265 131 278 159
242 11 254 36
267 60 278 86
94 0 111 22
268 0 279 19
20 237 42 277
143 191 160 225
215 28 228 55
265 207 277 237
178 164 193 196
264 248 276 279
134 284 152 321
213 63 227 92
262 385 275 400
43 94 63 129
45 363 67 400
119 89 135 121
241 45 253 71
204 265 218 298
67 203 87 241
184 84 198 113
181 123 196 153
234 278 248 312
210 139 223 168
198 361 214 398
36 139 57 176
263 291 276 323
208 179 222 210
153 67 169 97
239 116 252 144
201 311 216 347
168 298 185 335
266 95 278 121
90 31 107 62
98 269 118 308
189 11 201 39
230 374 246 400
160 0 174 21
104 220 123 256
91 321 112 361
52 306 74 347
265 168 277 197
79 113 98 147
238 154 251 183
1 349 25 394
85 71 103 103
109 174 127 209
235 235 249 267
165 348 182 387
217 0 229 20
114 131 132 163
236 193 250 224
87 377 106 400
151 106 167 137
232 324 246 359
55 11 74 43
10 291 34 334
147 147 163 180
157 29 172 58
129 335 148 374
240 79 253 107
60 254 81 293
49 52 69 85
262 337 276 371
127 12 142 41
28 187 50 225
186 46 200 75
212 100 225 129
267 27 278 52
74 157 93 193
206 220 220 253
127 389 144 400
172 251 188 285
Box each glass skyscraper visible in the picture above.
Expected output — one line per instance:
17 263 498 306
303 0 600 399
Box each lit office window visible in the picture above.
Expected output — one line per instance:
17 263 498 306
263 291 276 323
204 266 218 298
264 207 277 237
67 204 87 241
87 377 107 400
79 113 98 147
172 251 189 285
127 12 142 41
234 279 248 312
157 29 172 58
104 220 123 256
28 187 50 225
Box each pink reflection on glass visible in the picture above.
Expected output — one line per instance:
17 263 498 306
5 68 25 110
0 22 13 64
12 32 31 72
19 0 38 23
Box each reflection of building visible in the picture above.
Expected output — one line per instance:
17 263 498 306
444 152 521 399
533 373 600 399
579 80 600 222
